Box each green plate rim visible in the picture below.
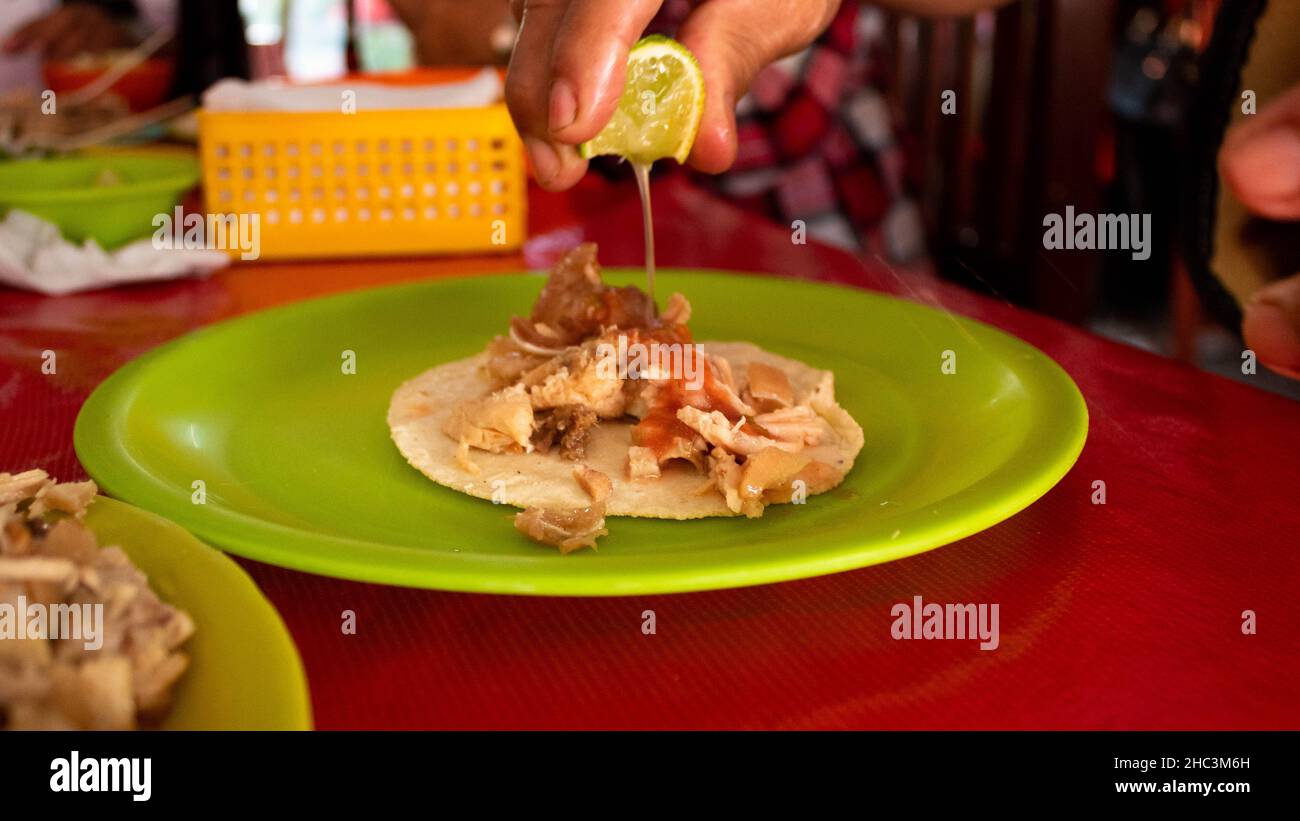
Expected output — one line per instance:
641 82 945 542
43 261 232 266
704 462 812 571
74 271 1089 596
0 153 199 206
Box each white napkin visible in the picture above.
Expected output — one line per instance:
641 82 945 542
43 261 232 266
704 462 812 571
201 68 502 113
0 209 230 296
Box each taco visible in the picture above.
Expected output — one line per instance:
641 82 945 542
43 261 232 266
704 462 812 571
388 244 863 552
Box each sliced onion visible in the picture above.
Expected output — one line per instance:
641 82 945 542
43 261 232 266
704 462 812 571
508 317 567 356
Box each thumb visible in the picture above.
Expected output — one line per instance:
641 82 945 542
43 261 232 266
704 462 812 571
1243 272 1300 379
677 0 841 173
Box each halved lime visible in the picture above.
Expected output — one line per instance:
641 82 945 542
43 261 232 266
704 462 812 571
579 35 705 165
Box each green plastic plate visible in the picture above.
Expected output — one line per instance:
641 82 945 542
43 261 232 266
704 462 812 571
84 497 312 729
75 271 1087 595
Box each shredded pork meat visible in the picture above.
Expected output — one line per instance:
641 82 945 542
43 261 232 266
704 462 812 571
753 406 824 446
438 244 850 551
532 404 599 460
0 470 194 730
573 465 612 503
514 504 608 554
525 343 627 418
526 243 656 344
743 362 794 412
676 407 800 456
627 446 661 480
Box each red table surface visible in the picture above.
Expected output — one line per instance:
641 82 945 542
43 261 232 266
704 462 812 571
1 173 1296 730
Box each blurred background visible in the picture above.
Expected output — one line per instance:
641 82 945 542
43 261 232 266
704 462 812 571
873 0 1300 400
265 0 1291 397
1 0 1295 398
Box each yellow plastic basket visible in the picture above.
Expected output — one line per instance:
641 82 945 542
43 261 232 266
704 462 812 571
198 103 525 259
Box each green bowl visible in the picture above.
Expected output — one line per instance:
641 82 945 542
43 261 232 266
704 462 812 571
0 152 198 249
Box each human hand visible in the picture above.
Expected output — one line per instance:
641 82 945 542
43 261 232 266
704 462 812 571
1220 83 1300 378
504 0 842 190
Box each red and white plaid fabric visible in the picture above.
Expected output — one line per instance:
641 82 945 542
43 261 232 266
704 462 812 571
651 1 925 261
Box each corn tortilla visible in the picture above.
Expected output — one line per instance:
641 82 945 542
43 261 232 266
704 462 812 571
388 341 863 519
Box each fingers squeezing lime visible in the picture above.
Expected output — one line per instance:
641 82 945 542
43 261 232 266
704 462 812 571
579 36 705 165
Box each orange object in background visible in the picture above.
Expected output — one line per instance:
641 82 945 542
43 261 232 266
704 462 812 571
43 58 175 113
345 67 502 86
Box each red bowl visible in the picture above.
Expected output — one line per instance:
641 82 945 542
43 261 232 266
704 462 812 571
43 57 175 112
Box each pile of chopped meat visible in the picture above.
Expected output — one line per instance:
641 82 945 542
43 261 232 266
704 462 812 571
0 470 194 730
442 244 845 552
0 89 128 156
